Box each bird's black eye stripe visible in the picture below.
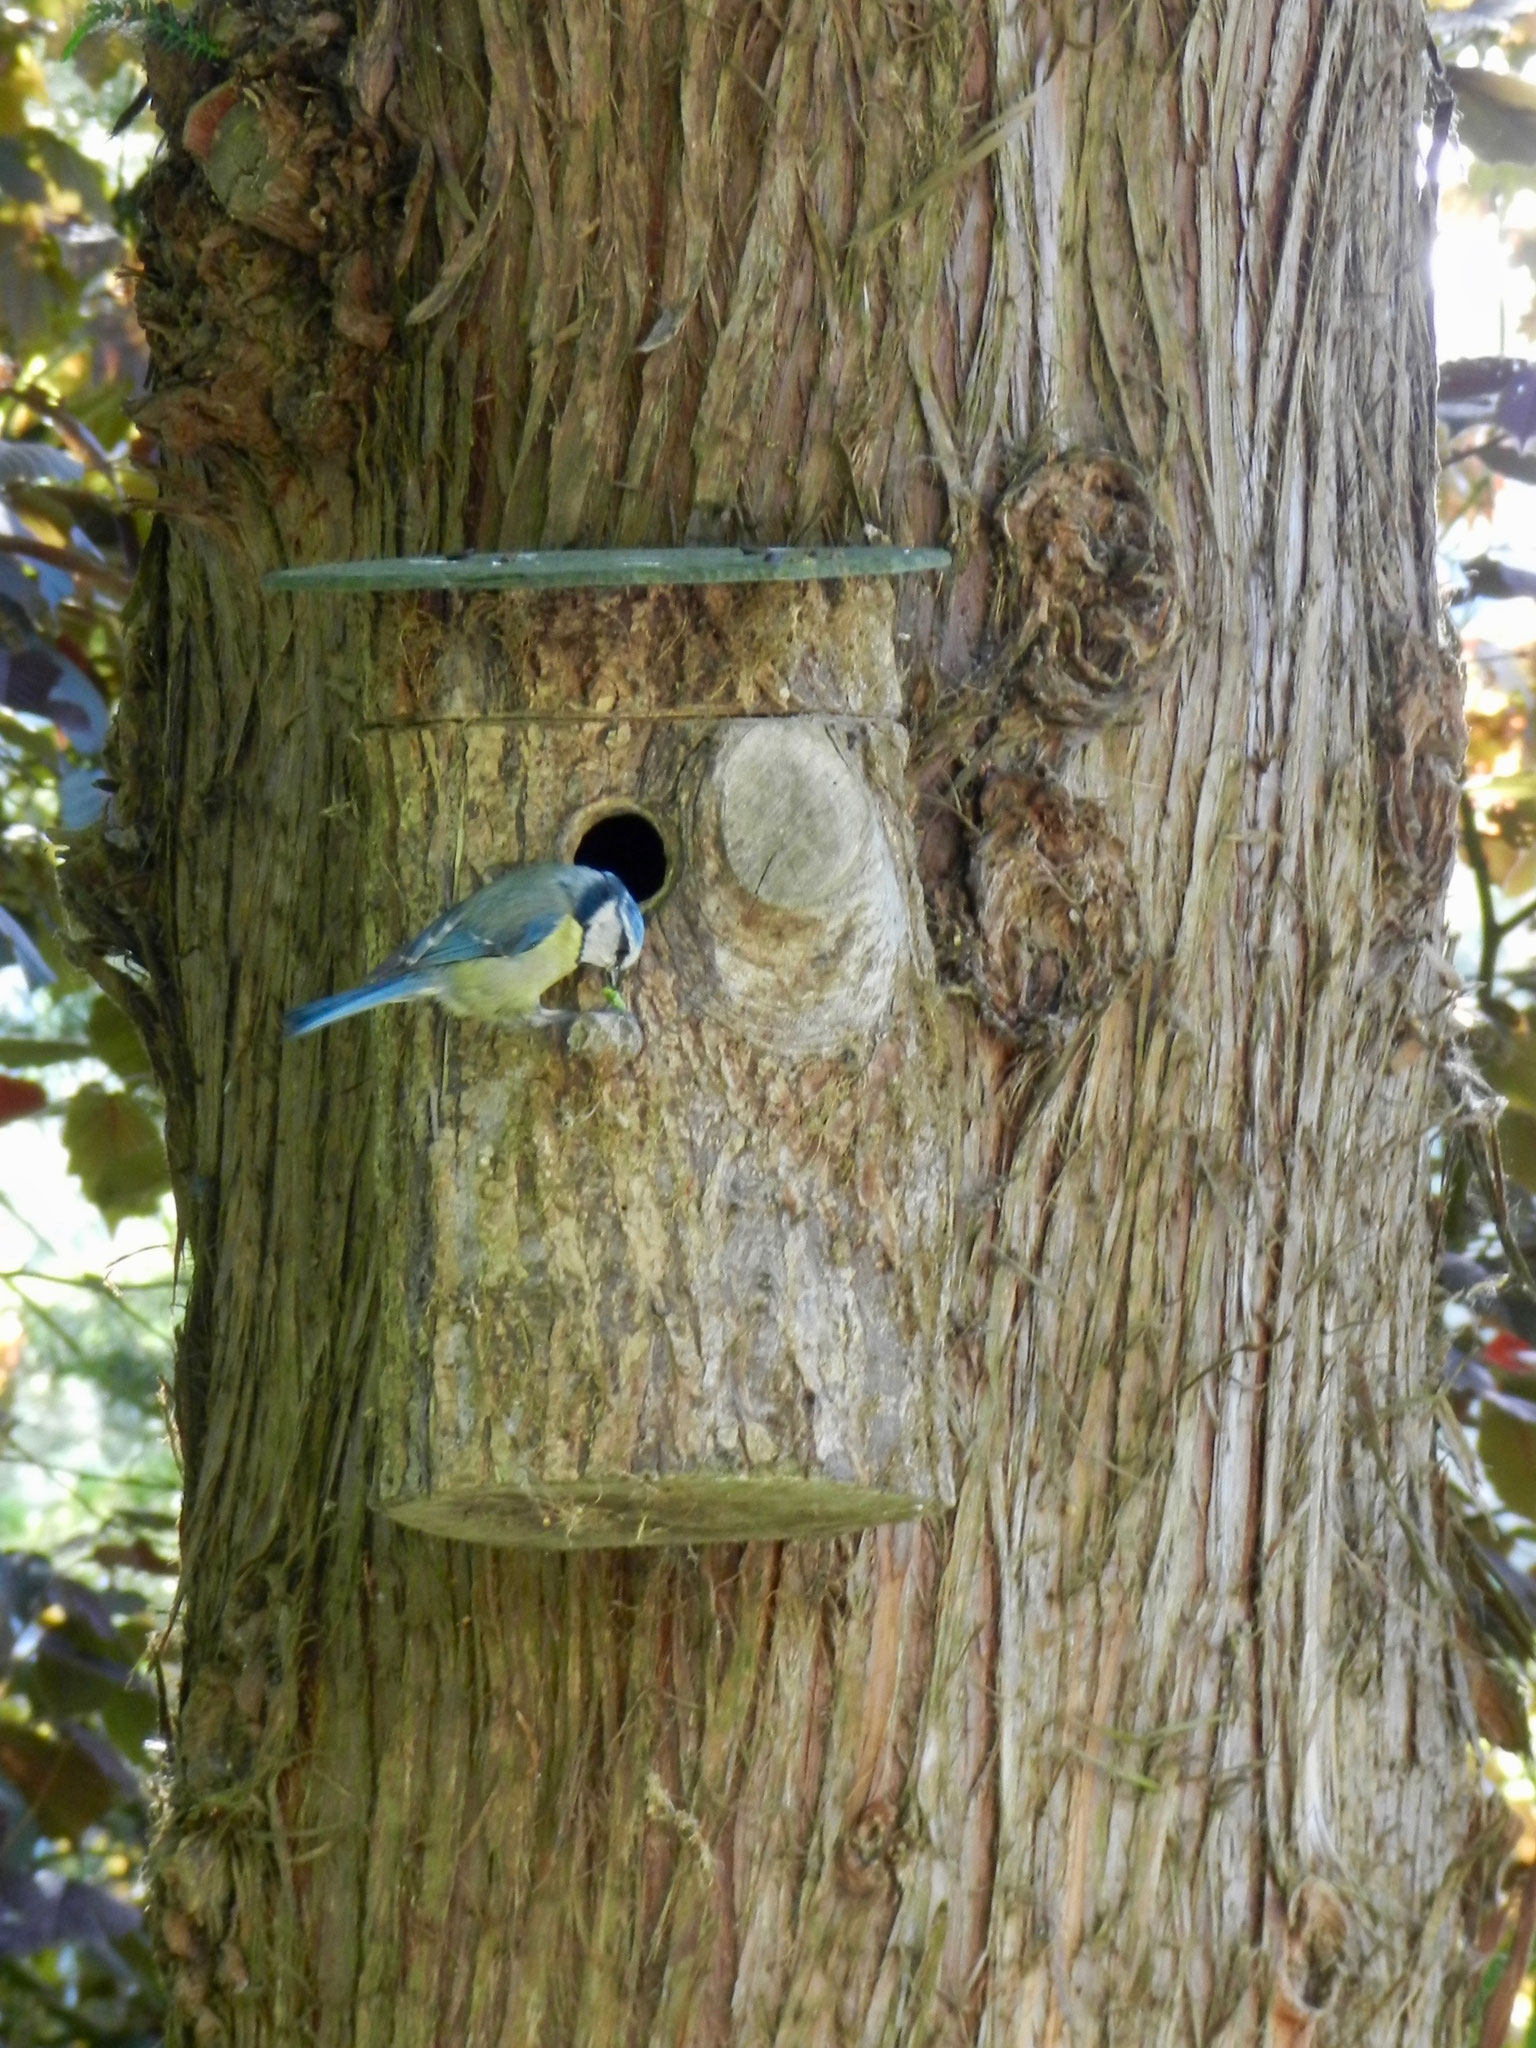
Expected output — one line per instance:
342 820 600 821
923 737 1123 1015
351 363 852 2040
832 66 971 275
574 873 619 923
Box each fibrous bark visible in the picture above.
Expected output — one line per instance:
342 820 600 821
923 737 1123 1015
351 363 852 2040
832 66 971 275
75 0 1496 2041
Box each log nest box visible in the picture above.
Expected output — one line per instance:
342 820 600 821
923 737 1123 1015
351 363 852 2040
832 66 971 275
361 581 956 1548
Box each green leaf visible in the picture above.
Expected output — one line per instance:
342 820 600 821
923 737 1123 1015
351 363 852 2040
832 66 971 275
64 0 228 63
1465 156 1536 203
0 1037 90 1066
1474 770 1536 804
1480 1401 1536 1523
0 219 82 360
0 137 47 205
86 995 152 1083
61 1083 168 1227
1455 65 1536 167
27 130 113 223
1498 1106 1536 1188
24 1635 157 1757
1478 1025 1536 1117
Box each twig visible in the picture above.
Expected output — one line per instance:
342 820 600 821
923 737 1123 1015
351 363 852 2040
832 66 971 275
0 533 133 598
1463 793 1501 999
2 384 116 479
1480 1859 1536 2048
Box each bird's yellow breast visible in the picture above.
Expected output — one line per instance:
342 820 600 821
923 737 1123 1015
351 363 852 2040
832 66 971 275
436 917 585 1020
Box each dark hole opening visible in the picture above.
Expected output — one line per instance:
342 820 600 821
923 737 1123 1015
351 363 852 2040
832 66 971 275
573 809 669 906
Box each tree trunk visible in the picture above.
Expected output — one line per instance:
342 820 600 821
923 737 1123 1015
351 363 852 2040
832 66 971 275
82 0 1495 2040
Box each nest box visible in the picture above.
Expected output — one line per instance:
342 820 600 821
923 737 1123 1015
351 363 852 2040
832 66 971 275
363 581 955 1546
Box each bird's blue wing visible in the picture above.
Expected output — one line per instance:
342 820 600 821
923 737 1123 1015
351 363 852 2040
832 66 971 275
369 900 492 977
372 871 584 979
347 866 590 984
408 908 565 968
399 866 588 966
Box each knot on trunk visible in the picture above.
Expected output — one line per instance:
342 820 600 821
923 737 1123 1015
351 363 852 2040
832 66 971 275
1269 1876 1350 2036
1376 630 1465 905
989 452 1180 728
137 57 400 461
835 1797 901 1899
158 1803 241 2034
969 772 1139 1028
184 83 332 255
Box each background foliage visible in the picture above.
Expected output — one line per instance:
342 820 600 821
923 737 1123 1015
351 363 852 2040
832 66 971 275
0 8 172 2042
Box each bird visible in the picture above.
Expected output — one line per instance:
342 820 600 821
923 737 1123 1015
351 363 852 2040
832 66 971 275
284 863 645 1039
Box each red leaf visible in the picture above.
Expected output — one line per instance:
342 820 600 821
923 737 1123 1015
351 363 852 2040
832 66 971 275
0 1074 47 1125
1485 1329 1536 1377
90 1538 177 1576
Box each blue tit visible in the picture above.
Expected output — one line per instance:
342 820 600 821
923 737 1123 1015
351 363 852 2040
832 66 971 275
284 863 645 1039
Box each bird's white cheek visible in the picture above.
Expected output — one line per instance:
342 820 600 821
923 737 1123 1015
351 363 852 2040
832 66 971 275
580 901 627 969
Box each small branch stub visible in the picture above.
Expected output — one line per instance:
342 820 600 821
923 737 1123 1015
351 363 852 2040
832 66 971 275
969 771 1139 1028
1375 629 1466 915
361 583 955 1547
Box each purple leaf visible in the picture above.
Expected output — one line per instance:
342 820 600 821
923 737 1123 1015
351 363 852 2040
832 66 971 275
0 1868 141 1958
0 639 108 749
1440 355 1531 426
1455 554 1536 601
0 906 54 988
58 762 109 827
1498 369 1536 448
47 669 109 752
1485 1384 1536 1428
0 557 39 614
32 562 73 608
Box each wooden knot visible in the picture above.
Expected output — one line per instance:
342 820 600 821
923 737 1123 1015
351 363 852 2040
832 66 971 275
990 451 1181 728
969 772 1140 1028
1268 1876 1350 2044
1376 629 1465 908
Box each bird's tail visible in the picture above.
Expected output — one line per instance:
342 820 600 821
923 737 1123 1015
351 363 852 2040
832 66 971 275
283 975 424 1040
